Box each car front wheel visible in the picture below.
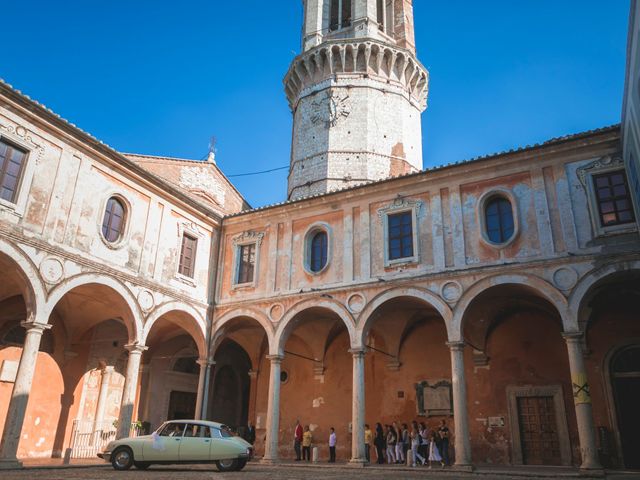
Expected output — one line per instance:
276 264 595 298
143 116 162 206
216 458 239 472
236 459 247 471
111 447 134 471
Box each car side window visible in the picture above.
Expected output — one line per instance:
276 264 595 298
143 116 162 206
183 424 211 438
160 423 185 437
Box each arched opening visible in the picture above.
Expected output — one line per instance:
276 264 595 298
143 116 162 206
276 304 354 461
360 292 451 465
579 270 640 469
210 340 251 431
460 283 573 466
209 313 271 453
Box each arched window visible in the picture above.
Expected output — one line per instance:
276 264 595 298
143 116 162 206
329 0 352 31
310 231 328 273
485 196 514 244
101 197 126 243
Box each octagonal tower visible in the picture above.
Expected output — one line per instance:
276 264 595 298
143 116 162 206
285 0 429 200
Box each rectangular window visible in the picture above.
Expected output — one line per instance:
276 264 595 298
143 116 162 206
237 243 256 284
0 139 28 203
388 211 414 261
593 171 635 227
178 234 197 278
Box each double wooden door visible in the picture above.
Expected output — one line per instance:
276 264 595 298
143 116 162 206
517 396 561 465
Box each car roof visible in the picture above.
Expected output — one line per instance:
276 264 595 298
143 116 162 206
163 419 226 429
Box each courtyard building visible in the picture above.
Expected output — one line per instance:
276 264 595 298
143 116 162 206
1 0 640 472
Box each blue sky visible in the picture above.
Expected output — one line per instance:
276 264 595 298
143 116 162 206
0 1 631 208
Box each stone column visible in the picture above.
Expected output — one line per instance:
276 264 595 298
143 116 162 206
195 359 213 420
116 344 147 439
563 333 601 470
93 366 114 437
0 321 51 468
262 355 283 463
447 341 472 469
350 348 366 464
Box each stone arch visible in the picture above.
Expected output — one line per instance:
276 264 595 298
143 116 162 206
451 273 569 341
356 286 453 344
274 297 357 355
0 238 46 318
44 273 143 343
142 301 207 357
569 260 640 332
212 307 275 356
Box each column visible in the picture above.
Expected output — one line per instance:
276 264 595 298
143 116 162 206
93 366 114 437
195 359 214 420
563 333 601 470
262 355 283 463
116 344 147 439
0 321 51 468
447 341 472 469
350 348 366 464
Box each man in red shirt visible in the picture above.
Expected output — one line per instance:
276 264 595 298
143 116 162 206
294 420 303 461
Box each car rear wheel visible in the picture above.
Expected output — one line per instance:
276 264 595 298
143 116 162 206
134 461 151 470
216 458 239 472
111 447 134 471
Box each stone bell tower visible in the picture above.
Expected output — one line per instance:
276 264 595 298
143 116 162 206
285 0 429 200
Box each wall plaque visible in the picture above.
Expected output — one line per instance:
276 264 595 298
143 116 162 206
415 380 453 416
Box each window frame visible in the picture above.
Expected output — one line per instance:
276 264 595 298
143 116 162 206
0 139 28 205
578 156 638 237
174 221 206 286
178 233 198 279
99 195 129 246
378 198 421 267
477 189 519 249
328 0 353 32
232 231 264 289
303 223 332 275
592 171 636 229
0 126 43 218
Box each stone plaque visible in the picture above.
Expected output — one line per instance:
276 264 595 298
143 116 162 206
415 380 453 417
488 416 505 428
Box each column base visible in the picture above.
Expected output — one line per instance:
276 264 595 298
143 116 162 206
347 458 366 467
260 457 279 465
579 467 605 478
452 463 474 472
0 460 23 470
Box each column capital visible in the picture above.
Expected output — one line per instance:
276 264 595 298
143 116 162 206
20 321 51 335
102 365 115 374
248 369 259 379
562 331 585 343
446 341 466 351
124 343 148 355
266 354 284 364
197 358 215 367
349 347 367 358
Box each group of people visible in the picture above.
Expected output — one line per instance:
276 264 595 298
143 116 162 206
371 419 450 468
291 419 450 467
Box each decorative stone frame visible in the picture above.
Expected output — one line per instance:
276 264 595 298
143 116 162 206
577 155 638 237
303 222 332 275
175 221 206 287
232 230 265 289
378 197 422 267
0 122 44 218
602 339 640 469
97 193 132 249
506 385 572 466
477 188 520 249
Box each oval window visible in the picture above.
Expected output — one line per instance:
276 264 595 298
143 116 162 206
101 197 126 243
309 231 328 273
485 197 514 244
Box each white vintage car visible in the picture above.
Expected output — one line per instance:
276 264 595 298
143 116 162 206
98 420 253 472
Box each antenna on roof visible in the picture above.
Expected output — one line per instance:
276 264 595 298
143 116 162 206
207 136 217 164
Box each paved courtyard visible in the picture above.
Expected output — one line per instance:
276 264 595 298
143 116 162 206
3 464 640 480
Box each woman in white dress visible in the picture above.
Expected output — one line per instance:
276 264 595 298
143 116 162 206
428 431 445 469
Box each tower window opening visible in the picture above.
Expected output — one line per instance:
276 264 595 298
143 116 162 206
377 0 385 30
329 0 352 32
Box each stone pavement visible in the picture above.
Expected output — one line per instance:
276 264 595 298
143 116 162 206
3 463 640 480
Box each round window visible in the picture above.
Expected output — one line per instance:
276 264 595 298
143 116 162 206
280 370 289 383
101 197 126 243
484 196 515 244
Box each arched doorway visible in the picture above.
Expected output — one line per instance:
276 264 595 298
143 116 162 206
210 340 251 431
610 345 640 469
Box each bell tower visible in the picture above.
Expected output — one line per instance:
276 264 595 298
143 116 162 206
286 0 429 200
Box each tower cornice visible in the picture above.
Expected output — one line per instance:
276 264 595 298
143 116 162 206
283 38 429 111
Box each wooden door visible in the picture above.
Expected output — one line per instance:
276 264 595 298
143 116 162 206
167 391 197 420
517 396 561 465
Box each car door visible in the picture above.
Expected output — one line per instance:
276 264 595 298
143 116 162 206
142 422 185 461
179 424 212 462
209 426 240 460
